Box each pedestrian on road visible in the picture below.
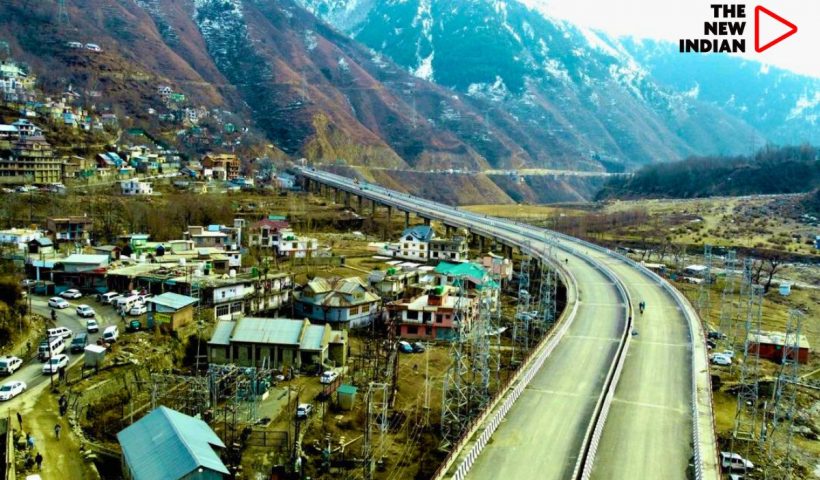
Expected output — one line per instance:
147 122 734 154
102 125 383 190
27 433 34 450
16 411 22 429
35 452 43 470
51 309 56 322
54 424 62 440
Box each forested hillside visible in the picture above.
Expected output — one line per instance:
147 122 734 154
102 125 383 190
596 146 820 200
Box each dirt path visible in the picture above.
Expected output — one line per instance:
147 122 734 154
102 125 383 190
15 387 99 480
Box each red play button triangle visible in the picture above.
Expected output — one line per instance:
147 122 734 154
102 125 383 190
755 6 797 53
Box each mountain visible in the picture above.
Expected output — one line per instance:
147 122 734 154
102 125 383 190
1 0 816 175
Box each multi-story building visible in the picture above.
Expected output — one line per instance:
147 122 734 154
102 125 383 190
0 135 61 184
248 219 291 249
202 153 240 180
429 236 469 262
480 252 514 281
294 277 381 328
0 124 19 150
389 285 479 340
185 225 237 250
248 219 319 258
47 216 94 243
398 225 434 261
120 178 153 195
0 228 42 250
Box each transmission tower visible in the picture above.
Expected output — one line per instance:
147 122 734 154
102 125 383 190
440 277 470 449
536 259 557 339
468 281 495 415
732 284 764 473
696 244 713 322
511 254 533 365
765 309 804 479
57 0 70 26
718 250 738 342
363 382 388 480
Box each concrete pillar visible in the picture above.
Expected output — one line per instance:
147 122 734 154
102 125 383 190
357 195 363 212
344 191 351 208
334 188 340 204
404 211 410 230
423 217 431 226
371 199 376 217
385 206 393 240
479 236 485 253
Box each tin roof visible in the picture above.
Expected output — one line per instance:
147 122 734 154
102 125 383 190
146 292 197 310
117 406 228 480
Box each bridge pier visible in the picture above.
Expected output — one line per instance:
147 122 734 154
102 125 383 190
422 217 431 226
344 191 351 209
404 211 410 230
357 195 363 213
334 188 340 204
384 206 392 240
371 199 376 217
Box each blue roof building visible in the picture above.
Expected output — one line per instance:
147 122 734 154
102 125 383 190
117 406 229 480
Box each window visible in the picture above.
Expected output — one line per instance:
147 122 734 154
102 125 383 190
403 243 409 249
436 314 444 324
302 304 313 314
292 242 298 248
407 326 418 335
231 302 243 313
216 305 230 317
406 311 418 320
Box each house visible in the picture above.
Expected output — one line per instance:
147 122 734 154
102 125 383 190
185 225 237 250
398 226 434 261
434 262 495 291
58 254 109 273
47 216 93 243
273 173 297 190
0 135 61 184
27 237 54 255
146 292 198 332
749 331 811 364
92 245 121 260
248 218 291 249
429 236 469 262
0 124 19 149
202 153 240 180
117 406 229 480
368 267 421 301
10 119 42 137
0 228 41 250
207 317 348 369
388 285 479 340
96 151 125 169
294 277 381 328
480 252 514 281
121 179 153 195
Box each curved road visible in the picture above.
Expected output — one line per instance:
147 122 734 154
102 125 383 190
298 168 713 480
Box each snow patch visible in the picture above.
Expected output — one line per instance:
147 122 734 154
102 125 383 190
413 52 435 81
787 91 820 121
303 30 318 51
466 76 510 102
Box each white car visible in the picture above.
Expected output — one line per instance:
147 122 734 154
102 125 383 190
129 303 147 316
60 289 82 299
86 319 100 333
0 356 23 375
711 353 732 366
296 403 313 419
720 451 754 471
76 304 96 318
0 381 26 401
42 354 69 374
320 370 339 384
48 297 70 309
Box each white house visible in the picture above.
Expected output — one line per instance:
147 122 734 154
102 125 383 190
398 225 434 261
0 228 42 250
120 179 153 195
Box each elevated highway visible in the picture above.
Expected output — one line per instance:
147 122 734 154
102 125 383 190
296 168 719 480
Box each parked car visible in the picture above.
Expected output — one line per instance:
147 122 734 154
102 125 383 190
102 325 119 343
129 303 147 316
86 319 99 333
0 381 26 401
48 297 69 309
60 289 82 299
126 320 142 332
412 342 426 353
296 403 313 419
0 356 23 375
320 370 339 384
42 354 69 374
97 291 119 304
720 451 754 471
710 353 732 366
47 326 73 339
398 341 414 353
70 333 89 353
76 304 96 318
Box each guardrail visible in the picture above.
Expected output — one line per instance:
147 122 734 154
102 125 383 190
298 169 718 479
437 248 581 480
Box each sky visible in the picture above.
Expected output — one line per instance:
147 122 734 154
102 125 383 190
524 0 820 78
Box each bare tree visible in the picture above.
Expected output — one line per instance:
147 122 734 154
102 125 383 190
761 252 786 293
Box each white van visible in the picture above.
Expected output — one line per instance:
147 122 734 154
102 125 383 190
115 294 140 312
102 325 119 343
38 336 66 361
720 452 754 471
98 292 119 304
47 326 73 339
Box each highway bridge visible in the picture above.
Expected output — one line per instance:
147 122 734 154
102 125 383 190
296 168 719 480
